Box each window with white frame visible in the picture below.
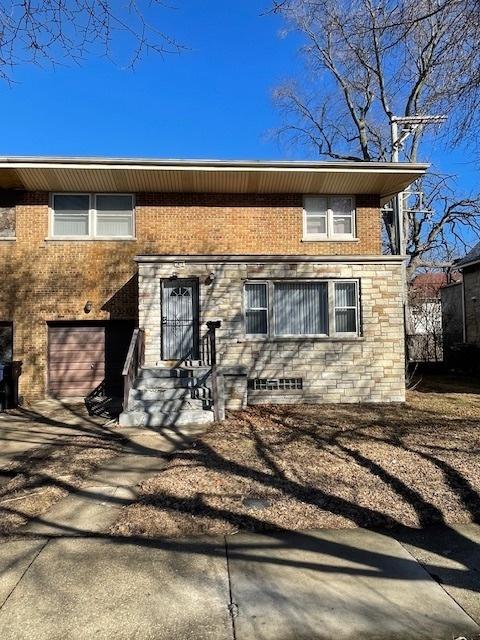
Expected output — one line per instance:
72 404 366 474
334 281 358 334
51 194 134 238
244 282 268 335
303 196 355 240
244 280 359 337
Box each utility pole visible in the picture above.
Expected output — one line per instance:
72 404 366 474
389 114 447 365
390 115 447 255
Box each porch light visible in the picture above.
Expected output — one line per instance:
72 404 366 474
84 301 93 313
205 272 216 285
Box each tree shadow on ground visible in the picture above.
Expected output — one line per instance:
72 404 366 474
1 395 480 605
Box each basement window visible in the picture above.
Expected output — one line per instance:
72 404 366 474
248 378 303 391
51 193 134 239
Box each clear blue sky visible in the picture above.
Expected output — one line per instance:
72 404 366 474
0 0 477 192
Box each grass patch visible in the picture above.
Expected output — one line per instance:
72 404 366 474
110 374 480 538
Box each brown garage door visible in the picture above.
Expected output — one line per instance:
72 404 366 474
48 322 134 398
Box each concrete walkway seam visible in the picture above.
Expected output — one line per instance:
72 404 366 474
224 535 237 640
395 535 480 628
0 538 50 612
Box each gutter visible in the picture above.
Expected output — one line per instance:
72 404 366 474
454 259 480 270
0 156 430 173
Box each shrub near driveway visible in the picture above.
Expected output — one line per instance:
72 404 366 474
110 376 480 538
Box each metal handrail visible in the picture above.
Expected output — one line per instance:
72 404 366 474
203 321 224 421
122 328 144 411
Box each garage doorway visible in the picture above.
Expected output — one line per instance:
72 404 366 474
48 321 135 399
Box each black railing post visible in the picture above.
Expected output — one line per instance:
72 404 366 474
205 320 224 421
206 320 221 366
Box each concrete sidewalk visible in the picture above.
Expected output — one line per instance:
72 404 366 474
0 525 479 640
23 425 205 537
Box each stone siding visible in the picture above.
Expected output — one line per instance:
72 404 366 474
138 259 405 406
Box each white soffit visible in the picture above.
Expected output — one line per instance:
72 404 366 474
0 157 428 201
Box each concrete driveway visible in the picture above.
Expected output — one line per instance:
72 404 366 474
0 525 479 640
0 399 113 473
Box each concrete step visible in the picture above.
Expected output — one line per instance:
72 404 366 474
130 387 193 401
137 367 190 380
134 376 197 390
129 397 206 412
118 409 214 428
180 362 211 372
130 387 211 402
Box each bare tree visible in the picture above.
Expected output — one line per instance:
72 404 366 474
0 1 182 80
272 0 480 279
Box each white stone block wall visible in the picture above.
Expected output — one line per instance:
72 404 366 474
138 259 405 405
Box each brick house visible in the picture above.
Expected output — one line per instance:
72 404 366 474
0 157 426 425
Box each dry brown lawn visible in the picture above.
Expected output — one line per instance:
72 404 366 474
0 435 123 537
110 374 480 538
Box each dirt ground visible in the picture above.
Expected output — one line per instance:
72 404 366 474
110 374 480 538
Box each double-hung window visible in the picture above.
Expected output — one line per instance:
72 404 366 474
244 283 268 335
303 196 355 240
244 280 359 338
334 282 358 335
51 194 134 239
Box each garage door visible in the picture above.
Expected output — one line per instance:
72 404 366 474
48 322 134 398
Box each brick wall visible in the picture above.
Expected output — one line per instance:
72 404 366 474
0 190 383 401
136 193 381 255
139 260 405 405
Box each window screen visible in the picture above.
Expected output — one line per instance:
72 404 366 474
53 194 90 236
331 196 353 235
304 196 328 236
96 195 133 237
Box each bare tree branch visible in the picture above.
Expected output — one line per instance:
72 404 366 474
0 0 183 81
271 0 480 279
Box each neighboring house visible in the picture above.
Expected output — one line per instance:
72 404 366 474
408 272 460 362
0 157 426 424
443 242 480 352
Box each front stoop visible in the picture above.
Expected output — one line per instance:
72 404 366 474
118 365 214 428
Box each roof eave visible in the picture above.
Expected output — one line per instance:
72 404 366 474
0 157 429 199
0 156 430 171
455 258 480 270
